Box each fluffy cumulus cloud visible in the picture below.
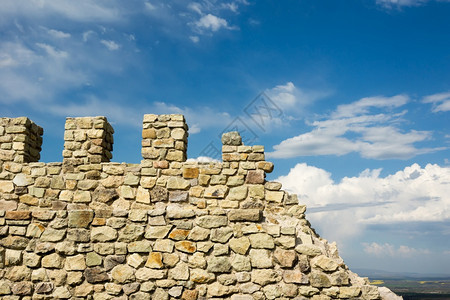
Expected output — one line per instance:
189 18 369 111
195 14 230 32
0 0 122 23
268 95 444 160
188 1 246 35
238 82 331 136
423 92 450 112
376 0 450 9
277 162 450 244
363 242 430 257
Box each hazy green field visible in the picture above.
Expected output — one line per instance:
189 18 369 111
370 278 450 300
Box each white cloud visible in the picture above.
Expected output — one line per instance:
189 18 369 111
100 40 120 51
221 3 239 12
186 156 220 163
44 97 232 132
423 92 450 112
376 0 428 8
241 82 330 134
47 29 71 39
82 30 96 42
332 95 408 118
0 41 89 103
0 0 121 22
145 2 157 11
188 2 203 15
268 94 443 160
189 36 200 43
363 242 430 257
195 14 230 32
45 96 143 127
36 43 68 58
277 162 450 243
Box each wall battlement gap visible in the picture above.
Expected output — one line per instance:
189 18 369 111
0 115 400 299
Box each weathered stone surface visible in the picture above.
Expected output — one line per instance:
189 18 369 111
0 115 400 300
5 249 22 266
167 177 190 190
169 190 188 202
118 224 144 242
111 265 135 283
340 286 361 298
183 167 199 179
135 268 167 281
0 181 14 193
283 270 308 284
145 225 172 239
1 235 29 249
169 262 189 280
273 248 297 268
168 228 190 240
65 254 86 271
53 286 71 298
204 185 228 198
245 170 264 184
182 289 199 300
42 253 64 268
249 249 273 268
310 271 332 288
175 240 196 253
231 254 251 272
150 185 168 202
265 190 284 202
263 284 282 299
86 252 102 266
228 209 261 222
207 282 236 297
187 226 210 241
196 215 228 228
222 131 242 146
229 236 251 255
275 235 296 249
330 269 349 286
104 255 126 271
146 252 163 269
207 256 232 273
299 286 320 297
163 253 180 267
67 228 90 242
211 227 234 243
166 204 194 219
361 285 381 300
91 226 117 242
6 265 31 281
93 187 119 203
68 210 94 228
12 281 33 295
295 244 323 256
153 239 175 253
248 233 274 249
23 252 40 267
0 280 12 295
311 255 339 272
128 240 152 253
227 186 248 200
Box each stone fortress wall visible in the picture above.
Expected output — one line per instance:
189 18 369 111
0 115 401 299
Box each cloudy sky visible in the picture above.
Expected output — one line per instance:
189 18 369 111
1 0 449 275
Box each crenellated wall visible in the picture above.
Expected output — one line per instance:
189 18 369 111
0 115 401 300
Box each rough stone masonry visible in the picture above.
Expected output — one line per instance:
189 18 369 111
0 115 402 299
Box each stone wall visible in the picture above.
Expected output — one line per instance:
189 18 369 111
0 115 401 300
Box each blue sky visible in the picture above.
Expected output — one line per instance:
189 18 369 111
1 0 449 275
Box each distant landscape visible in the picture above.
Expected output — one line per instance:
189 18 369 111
355 269 450 299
